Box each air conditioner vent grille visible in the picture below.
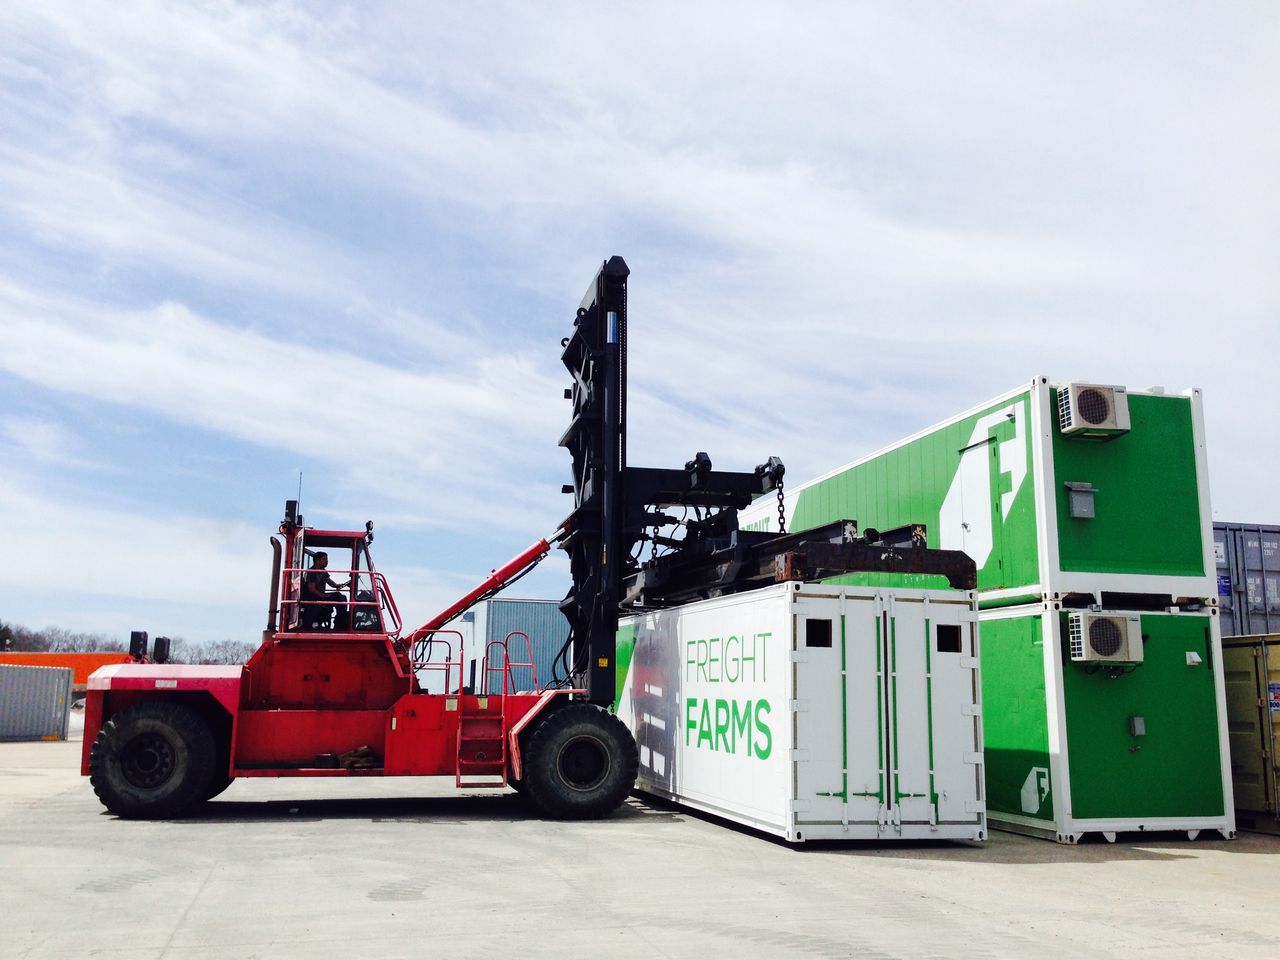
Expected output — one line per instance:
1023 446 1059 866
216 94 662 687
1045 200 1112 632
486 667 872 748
1088 618 1123 657
1076 388 1112 425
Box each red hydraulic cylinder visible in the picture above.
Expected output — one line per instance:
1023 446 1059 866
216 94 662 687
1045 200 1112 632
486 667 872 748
405 526 566 645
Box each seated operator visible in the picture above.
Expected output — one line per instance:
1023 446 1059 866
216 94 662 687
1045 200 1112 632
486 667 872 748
302 552 350 630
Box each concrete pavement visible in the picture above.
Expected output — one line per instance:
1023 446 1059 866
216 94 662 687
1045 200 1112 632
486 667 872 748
1 733 1276 960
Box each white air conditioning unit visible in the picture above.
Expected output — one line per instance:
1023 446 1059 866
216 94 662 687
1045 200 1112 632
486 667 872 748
1057 383 1131 438
1068 612 1143 664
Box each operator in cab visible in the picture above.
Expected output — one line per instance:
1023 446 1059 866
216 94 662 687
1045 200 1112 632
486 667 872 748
303 551 350 630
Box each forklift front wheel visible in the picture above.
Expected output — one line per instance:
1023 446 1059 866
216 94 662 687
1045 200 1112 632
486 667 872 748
89 702 217 819
522 703 638 819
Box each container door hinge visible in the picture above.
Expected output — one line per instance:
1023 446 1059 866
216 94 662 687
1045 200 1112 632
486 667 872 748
790 748 810 763
793 799 812 813
789 650 810 664
963 751 984 765
791 699 810 713
962 703 982 717
965 800 986 814
960 657 980 671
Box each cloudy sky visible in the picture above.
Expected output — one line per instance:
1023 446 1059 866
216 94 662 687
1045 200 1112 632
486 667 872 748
1 2 1276 643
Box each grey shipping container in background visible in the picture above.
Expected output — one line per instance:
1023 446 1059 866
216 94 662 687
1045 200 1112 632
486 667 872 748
482 599 568 693
1215 522 1280 637
0 665 73 741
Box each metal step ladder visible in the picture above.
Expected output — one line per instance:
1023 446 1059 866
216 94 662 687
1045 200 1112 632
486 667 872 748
456 711 507 788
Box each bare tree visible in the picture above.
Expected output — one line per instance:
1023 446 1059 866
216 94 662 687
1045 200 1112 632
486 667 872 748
44 626 125 654
7 624 51 652
0 621 256 664
198 639 259 665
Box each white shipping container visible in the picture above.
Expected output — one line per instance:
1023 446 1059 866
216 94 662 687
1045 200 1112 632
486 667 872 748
616 582 986 842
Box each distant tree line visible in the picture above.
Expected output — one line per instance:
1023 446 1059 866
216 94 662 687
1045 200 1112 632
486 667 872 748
0 621 257 665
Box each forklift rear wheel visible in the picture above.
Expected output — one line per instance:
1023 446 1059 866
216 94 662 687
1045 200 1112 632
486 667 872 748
522 703 638 819
89 702 217 819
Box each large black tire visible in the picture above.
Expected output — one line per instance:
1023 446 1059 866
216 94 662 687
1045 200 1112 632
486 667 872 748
89 702 217 819
522 703 638 820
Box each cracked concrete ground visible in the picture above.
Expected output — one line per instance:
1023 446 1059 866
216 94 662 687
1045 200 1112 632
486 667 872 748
2 727 1276 960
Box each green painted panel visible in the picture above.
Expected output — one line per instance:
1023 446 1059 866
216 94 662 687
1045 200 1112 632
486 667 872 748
1052 393 1204 577
788 391 1039 594
979 614 1054 821
1062 612 1224 819
613 622 638 709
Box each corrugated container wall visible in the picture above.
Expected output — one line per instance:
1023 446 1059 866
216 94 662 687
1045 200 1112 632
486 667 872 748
1215 523 1280 637
0 665 73 741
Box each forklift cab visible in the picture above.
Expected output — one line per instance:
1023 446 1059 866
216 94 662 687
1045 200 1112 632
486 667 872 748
276 502 398 635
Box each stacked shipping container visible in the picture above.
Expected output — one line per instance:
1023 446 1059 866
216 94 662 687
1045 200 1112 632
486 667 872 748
740 377 1234 843
1214 522 1280 637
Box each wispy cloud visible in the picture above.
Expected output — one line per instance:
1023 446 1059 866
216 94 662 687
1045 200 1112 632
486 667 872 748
0 1 1275 642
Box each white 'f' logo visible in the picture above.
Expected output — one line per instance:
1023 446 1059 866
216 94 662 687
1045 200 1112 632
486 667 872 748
1020 766 1050 815
938 404 1026 569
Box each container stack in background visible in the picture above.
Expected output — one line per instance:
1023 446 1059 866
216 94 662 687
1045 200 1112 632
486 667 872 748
740 376 1234 843
1214 522 1280 832
0 664 73 742
1215 523 1280 638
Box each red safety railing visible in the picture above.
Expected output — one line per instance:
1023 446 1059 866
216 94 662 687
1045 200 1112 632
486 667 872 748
372 572 401 634
482 631 539 695
411 629 465 695
280 566 396 633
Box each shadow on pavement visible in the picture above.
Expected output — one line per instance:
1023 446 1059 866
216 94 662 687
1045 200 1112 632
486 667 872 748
631 792 1272 863
133 793 680 826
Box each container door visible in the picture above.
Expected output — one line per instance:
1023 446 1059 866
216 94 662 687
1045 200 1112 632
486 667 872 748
793 595 885 829
884 598 929 826
1221 641 1269 814
918 602 984 825
884 598 982 828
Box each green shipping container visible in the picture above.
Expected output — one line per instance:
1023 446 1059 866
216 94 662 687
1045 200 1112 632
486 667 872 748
741 378 1217 606
741 379 1233 842
979 605 1231 842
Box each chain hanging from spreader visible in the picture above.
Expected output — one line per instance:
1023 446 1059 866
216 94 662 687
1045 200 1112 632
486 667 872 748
775 476 786 534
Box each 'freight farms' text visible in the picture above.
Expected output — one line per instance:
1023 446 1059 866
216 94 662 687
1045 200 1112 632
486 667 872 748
686 632 770 684
686 698 773 760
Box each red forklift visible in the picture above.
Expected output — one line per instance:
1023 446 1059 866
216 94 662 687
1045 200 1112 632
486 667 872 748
82 256 973 819
81 501 636 818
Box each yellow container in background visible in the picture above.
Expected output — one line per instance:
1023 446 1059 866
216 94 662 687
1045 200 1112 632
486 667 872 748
1223 634 1280 831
